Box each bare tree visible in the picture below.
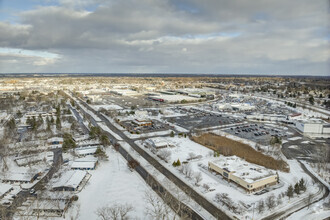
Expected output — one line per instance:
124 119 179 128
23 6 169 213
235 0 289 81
157 149 172 163
258 200 265 213
95 203 134 220
202 183 210 192
266 194 276 210
194 172 203 186
144 191 171 220
187 152 196 161
306 193 313 209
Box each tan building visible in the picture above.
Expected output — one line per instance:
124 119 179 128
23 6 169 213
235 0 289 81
208 156 278 193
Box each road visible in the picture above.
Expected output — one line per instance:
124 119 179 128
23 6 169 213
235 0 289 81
3 148 63 219
262 160 329 220
70 95 231 220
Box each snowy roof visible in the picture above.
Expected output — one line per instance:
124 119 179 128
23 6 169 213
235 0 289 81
0 172 35 182
52 170 87 189
210 156 276 184
74 156 98 162
75 146 98 155
0 184 13 197
47 137 63 142
71 161 96 169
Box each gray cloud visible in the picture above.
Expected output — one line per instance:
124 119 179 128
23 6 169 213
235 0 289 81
0 0 329 75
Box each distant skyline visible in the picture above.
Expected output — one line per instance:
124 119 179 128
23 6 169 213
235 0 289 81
0 0 329 75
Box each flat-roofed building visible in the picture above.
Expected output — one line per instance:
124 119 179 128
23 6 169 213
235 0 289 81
52 170 87 191
208 156 278 193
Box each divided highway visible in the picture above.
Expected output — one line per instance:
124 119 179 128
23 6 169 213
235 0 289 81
69 94 232 220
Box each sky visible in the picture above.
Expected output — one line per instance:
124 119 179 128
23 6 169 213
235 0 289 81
0 0 329 75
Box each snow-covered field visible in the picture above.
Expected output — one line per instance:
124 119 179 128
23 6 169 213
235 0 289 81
91 104 123 111
75 148 174 220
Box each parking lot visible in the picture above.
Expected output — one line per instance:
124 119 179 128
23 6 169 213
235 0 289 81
166 109 241 130
224 123 289 145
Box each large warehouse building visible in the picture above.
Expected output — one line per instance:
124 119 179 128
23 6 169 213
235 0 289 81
208 156 278 193
295 119 330 135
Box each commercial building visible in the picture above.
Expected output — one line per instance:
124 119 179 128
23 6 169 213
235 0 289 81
295 119 330 135
145 138 174 150
208 156 278 193
132 119 153 127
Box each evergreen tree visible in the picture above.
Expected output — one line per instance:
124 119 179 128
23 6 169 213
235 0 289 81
100 134 110 147
56 117 61 130
170 131 174 137
309 96 314 105
287 185 294 199
299 178 306 192
176 159 181 166
294 183 300 195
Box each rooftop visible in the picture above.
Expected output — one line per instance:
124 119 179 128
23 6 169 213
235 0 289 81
210 156 276 183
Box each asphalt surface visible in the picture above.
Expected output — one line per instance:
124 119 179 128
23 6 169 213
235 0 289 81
72 95 232 220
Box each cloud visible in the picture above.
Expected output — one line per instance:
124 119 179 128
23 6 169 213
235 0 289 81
0 0 329 74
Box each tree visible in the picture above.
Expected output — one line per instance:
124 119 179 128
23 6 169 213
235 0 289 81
100 134 110 147
56 117 61 130
299 178 306 192
95 203 134 220
306 193 313 209
294 183 300 195
287 185 294 199
265 194 276 209
95 147 108 160
194 172 203 186
176 159 181 166
157 149 171 162
62 133 76 151
258 200 265 213
144 191 171 220
170 131 174 137
309 95 314 105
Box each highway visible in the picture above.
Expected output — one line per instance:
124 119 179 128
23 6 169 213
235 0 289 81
70 94 232 220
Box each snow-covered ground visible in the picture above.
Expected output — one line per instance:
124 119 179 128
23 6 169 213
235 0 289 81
124 129 173 139
74 148 175 220
91 104 123 111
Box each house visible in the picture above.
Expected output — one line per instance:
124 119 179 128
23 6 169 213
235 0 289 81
71 161 96 170
30 199 70 217
0 172 39 184
75 146 98 156
47 137 63 145
52 170 87 191
0 184 13 199
208 156 278 193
